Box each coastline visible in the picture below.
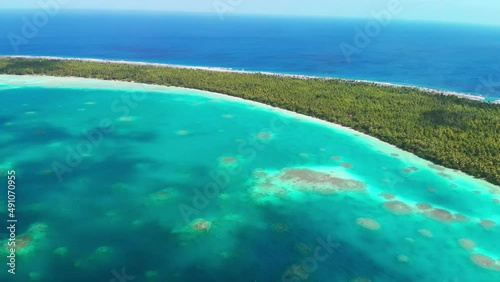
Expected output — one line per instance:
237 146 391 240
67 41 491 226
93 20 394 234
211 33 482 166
1 74 498 190
1 55 491 102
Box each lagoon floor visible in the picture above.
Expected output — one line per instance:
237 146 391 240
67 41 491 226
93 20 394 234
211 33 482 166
0 75 499 282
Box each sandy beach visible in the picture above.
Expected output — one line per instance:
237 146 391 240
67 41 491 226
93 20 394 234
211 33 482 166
1 55 493 102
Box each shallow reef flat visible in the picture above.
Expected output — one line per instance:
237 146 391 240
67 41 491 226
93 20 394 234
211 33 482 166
0 76 499 282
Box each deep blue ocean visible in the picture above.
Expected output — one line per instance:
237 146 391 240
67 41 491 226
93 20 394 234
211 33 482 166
1 11 500 99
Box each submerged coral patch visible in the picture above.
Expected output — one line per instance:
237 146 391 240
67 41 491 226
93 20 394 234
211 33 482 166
383 201 413 214
1 223 48 256
191 219 213 232
470 254 500 271
272 223 290 232
53 247 69 257
356 218 381 230
379 193 395 200
282 264 311 282
148 188 176 202
219 156 237 163
458 238 476 250
422 208 466 223
438 172 453 179
416 203 432 210
278 168 365 194
418 229 433 237
402 166 419 173
397 254 410 263
340 163 353 169
294 242 314 256
117 116 137 122
479 219 496 229
428 164 446 171
249 167 366 201
256 132 272 139
453 214 468 222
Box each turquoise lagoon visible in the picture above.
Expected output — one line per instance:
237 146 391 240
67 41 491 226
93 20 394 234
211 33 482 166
0 75 499 282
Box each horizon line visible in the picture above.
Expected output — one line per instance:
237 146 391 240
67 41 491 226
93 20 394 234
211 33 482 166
1 9 499 27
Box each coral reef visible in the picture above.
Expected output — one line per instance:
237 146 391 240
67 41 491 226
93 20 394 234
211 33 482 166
458 239 476 250
470 254 500 271
383 201 413 214
479 219 496 229
191 219 213 232
356 218 381 230
418 229 433 238
278 168 365 194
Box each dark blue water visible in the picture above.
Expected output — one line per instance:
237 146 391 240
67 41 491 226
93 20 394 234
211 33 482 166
1 11 500 99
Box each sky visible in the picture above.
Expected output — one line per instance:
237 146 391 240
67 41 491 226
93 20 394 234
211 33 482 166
3 0 500 26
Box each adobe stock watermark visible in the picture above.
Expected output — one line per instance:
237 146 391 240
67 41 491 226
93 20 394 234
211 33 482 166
340 0 403 63
282 235 340 282
51 89 148 182
178 115 290 223
110 267 135 282
7 0 71 53
213 0 243 20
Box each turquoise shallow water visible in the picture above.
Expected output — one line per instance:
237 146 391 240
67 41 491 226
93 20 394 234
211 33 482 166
0 76 499 282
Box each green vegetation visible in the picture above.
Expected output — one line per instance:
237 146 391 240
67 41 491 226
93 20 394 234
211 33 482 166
1 57 499 185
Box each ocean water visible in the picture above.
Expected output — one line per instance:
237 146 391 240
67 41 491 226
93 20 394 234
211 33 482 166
0 76 499 282
0 11 500 99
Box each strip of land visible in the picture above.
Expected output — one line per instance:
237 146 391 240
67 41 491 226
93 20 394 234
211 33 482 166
0 57 499 185
3 55 491 102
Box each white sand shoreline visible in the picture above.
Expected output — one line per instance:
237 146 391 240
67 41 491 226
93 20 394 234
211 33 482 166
1 74 498 189
1 55 493 103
